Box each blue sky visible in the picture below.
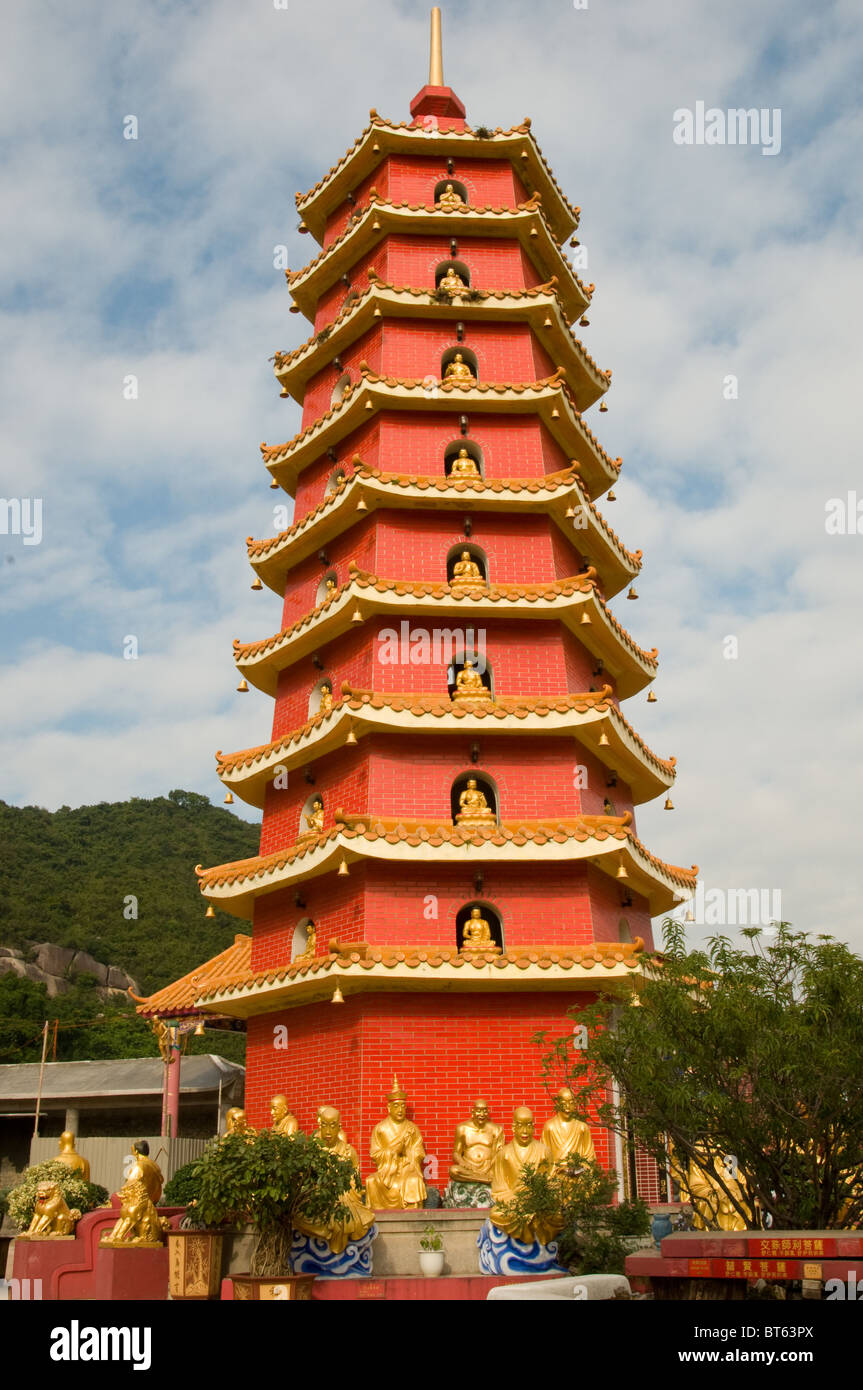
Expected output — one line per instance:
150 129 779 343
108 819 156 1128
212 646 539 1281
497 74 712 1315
1 0 861 946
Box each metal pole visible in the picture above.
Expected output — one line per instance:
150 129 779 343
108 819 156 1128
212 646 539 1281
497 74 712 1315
429 7 443 87
33 1021 49 1138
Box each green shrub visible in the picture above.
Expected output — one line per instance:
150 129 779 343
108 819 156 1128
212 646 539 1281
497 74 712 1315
161 1160 202 1209
5 1161 110 1232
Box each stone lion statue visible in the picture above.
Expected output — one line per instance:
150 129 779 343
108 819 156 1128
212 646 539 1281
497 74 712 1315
101 1179 171 1246
25 1180 81 1236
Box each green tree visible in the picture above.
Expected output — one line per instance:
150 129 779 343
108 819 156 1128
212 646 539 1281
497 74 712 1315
535 922 863 1231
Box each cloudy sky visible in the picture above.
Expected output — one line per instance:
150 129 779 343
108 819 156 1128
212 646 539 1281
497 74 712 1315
1 0 861 949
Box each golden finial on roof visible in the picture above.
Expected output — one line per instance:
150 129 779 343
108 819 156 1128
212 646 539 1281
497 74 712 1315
429 7 444 86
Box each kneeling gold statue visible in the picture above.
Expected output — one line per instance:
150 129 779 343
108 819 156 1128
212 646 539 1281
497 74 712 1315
24 1181 80 1238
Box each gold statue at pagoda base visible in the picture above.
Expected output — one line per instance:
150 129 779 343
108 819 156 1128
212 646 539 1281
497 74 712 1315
460 906 500 954
456 778 496 830
54 1130 90 1182
438 265 467 296
21 1182 81 1239
443 352 475 383
450 550 484 588
366 1077 427 1209
452 657 491 703
224 1107 255 1138
295 1106 375 1253
490 1107 563 1247
542 1087 596 1171
448 447 481 480
270 1095 299 1136
450 1099 504 1184
436 182 464 210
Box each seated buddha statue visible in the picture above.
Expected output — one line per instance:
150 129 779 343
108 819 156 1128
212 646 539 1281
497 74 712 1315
456 778 496 829
295 1106 375 1254
304 798 325 834
489 1108 563 1247
448 447 481 480
449 1099 504 1184
443 352 475 383
542 1088 596 1172
452 657 491 703
319 683 334 714
365 1077 427 1209
450 549 484 588
324 577 337 601
438 264 467 296
270 1094 299 1136
223 1107 255 1139
293 921 316 962
461 906 500 954
436 182 464 209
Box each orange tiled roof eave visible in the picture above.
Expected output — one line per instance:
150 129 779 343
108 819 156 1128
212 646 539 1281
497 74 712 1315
133 934 252 1018
294 117 579 244
232 567 658 698
285 199 590 320
261 373 620 499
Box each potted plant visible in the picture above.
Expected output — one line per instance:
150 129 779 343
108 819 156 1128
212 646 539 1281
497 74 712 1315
418 1223 445 1277
192 1129 357 1300
160 1160 224 1301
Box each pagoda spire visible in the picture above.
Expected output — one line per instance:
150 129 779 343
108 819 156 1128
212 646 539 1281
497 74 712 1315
410 6 466 126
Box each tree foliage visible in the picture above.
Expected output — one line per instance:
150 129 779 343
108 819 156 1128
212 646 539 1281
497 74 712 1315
535 923 863 1230
191 1130 357 1276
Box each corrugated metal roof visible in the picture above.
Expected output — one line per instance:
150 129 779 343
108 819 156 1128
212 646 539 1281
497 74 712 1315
0 1054 244 1102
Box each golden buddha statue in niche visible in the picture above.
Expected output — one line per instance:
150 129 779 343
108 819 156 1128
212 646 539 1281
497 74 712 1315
54 1130 90 1183
438 264 467 296
365 1077 427 1209
490 1108 563 1246
456 778 496 828
450 550 484 588
295 1106 375 1253
223 1106 255 1138
319 682 334 714
448 447 481 479
304 797 325 834
293 921 316 963
443 352 475 383
270 1094 299 1136
461 905 500 953
437 182 464 209
324 577 337 600
542 1087 596 1170
452 657 491 702
450 1099 504 1184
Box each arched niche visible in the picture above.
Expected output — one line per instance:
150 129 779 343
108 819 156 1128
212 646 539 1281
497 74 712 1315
446 542 488 586
299 791 324 837
447 653 494 700
308 677 334 719
618 917 632 944
326 467 347 494
433 178 469 206
444 439 484 479
316 571 339 605
435 259 471 289
291 918 316 962
331 371 352 406
441 345 479 383
450 771 499 826
455 900 504 954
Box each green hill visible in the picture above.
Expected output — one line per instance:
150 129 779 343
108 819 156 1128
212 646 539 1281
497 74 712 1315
0 791 259 1064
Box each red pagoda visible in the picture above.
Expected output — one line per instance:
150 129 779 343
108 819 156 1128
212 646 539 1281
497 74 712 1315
138 12 696 1197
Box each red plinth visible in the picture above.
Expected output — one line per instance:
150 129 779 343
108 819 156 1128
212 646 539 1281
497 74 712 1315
11 1208 183 1300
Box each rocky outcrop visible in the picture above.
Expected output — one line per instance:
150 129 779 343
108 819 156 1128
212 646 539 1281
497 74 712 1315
0 944 140 999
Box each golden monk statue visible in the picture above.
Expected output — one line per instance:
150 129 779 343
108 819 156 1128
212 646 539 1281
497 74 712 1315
293 921 317 963
437 182 464 209
304 797 325 834
448 447 481 479
456 778 496 829
270 1095 299 1136
450 1099 504 1184
124 1140 163 1205
542 1087 596 1171
25 1181 81 1237
54 1130 90 1183
450 550 484 588
461 906 500 953
688 1152 748 1232
452 657 491 702
319 682 333 714
366 1077 427 1209
443 352 475 383
101 1179 170 1247
295 1106 375 1253
324 578 337 600
439 264 467 296
224 1107 254 1138
490 1107 563 1247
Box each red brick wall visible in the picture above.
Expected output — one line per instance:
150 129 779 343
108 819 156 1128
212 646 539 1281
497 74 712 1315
244 990 614 1189
385 154 525 209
